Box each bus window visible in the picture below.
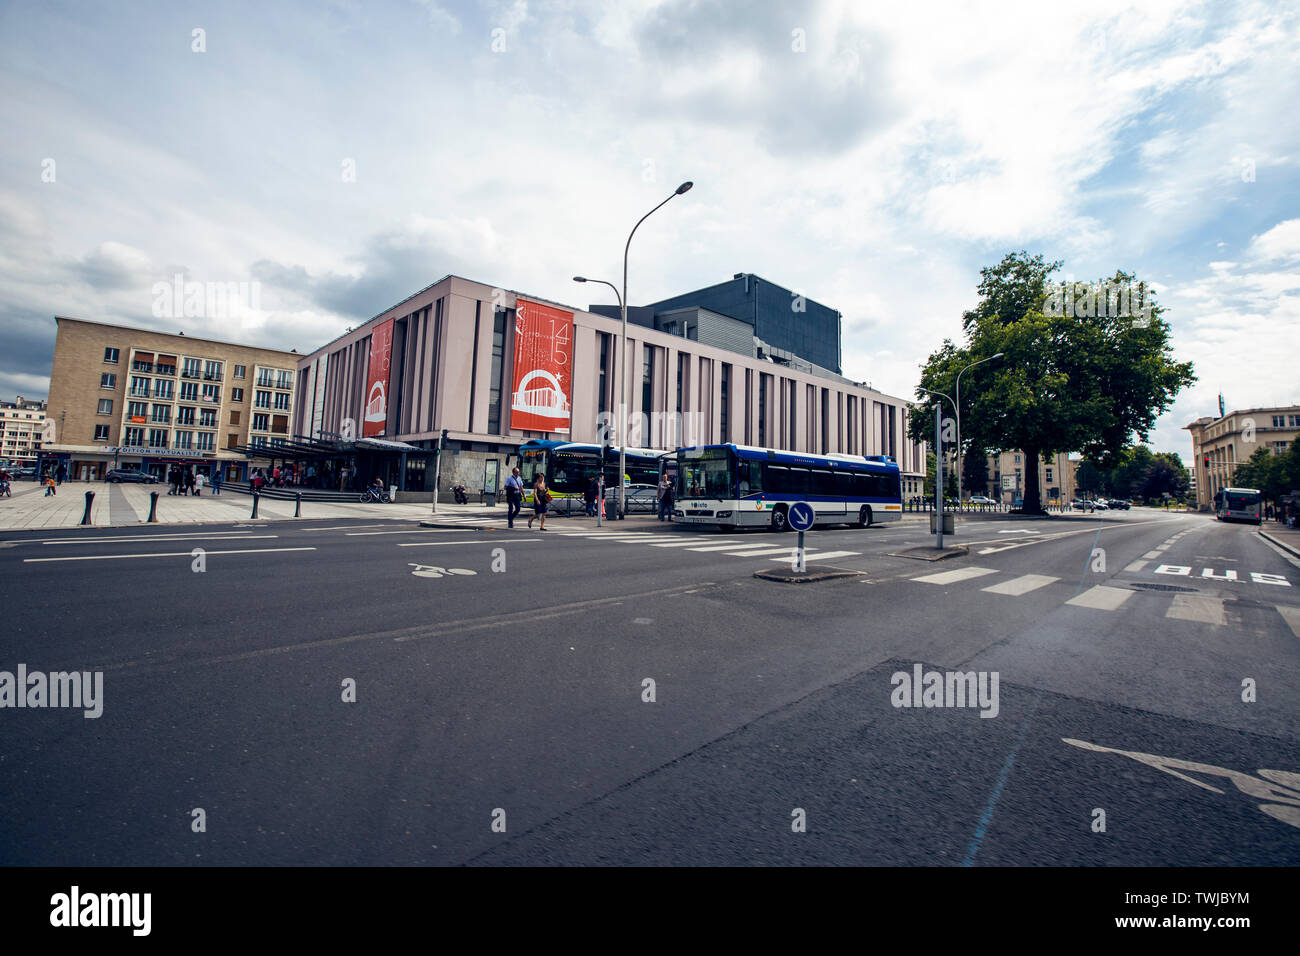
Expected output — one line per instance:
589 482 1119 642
738 459 762 495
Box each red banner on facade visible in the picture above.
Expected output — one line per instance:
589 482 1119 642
510 298 572 434
363 318 394 437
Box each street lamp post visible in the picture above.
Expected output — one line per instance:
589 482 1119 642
954 352 1004 505
573 275 623 528
611 182 693 519
917 386 955 549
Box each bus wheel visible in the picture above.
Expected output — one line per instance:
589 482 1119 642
858 506 872 528
771 507 790 532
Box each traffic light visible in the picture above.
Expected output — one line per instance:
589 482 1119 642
1203 454 1210 469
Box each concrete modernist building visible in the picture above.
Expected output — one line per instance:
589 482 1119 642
0 396 48 467
42 317 300 482
1185 405 1300 508
292 274 926 497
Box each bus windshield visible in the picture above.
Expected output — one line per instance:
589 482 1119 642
1224 490 1260 510
678 455 733 499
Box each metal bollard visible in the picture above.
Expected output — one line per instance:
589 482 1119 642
148 491 159 522
295 492 301 518
251 492 259 519
81 491 95 526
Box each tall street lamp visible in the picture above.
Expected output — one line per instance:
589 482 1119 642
917 386 956 548
573 275 622 527
955 352 1004 504
601 181 693 519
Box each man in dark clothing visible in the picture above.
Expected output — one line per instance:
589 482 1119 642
504 467 524 529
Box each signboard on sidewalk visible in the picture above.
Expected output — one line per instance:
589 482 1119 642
363 318 394 438
510 298 572 434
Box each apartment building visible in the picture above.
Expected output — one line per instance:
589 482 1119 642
0 396 47 467
42 317 299 482
1185 405 1300 508
982 450 1078 505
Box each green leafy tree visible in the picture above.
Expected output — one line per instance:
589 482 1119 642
909 253 1196 513
962 450 990 498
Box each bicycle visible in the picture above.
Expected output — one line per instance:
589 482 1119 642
359 487 391 503
0 480 10 498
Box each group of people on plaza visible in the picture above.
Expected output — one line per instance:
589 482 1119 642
167 465 221 496
503 466 552 530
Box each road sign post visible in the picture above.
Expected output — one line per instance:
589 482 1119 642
788 502 814 571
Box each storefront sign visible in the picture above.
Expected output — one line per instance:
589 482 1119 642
107 446 195 458
363 318 394 438
510 298 572 434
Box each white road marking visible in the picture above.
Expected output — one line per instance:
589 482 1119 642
981 574 1059 595
723 546 811 557
24 547 316 563
689 542 786 552
1124 560 1149 573
1143 550 1163 559
911 567 999 585
1165 594 1226 626
40 533 273 545
1065 586 1133 611
650 539 748 548
398 538 540 547
775 550 860 562
346 529 465 535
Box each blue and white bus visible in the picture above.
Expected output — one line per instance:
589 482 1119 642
673 444 903 531
1215 486 1262 525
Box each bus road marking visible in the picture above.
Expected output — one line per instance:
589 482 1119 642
24 547 317 563
912 567 999 585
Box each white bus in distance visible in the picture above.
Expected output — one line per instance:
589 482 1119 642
1215 487 1262 525
673 444 903 531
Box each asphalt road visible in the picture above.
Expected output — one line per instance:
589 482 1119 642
1 507 1297 865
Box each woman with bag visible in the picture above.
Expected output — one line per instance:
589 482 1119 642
527 473 550 531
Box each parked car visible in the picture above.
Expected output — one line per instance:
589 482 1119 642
603 484 659 514
1071 499 1085 510
12 466 36 480
105 469 158 483
1111 499 1131 510
1093 499 1108 510
967 495 996 505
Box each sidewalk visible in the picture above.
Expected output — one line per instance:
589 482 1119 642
0 481 503 531
1260 523 1300 559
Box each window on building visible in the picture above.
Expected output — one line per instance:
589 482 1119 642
1273 416 1284 427
204 360 223 381
182 358 202 378
104 347 120 363
148 428 168 448
196 432 215 451
201 384 219 403
233 365 246 379
231 387 244 403
199 408 217 427
151 404 171 423
487 307 507 434
176 406 195 425
226 434 239 449
253 413 269 431
229 410 241 425
1014 454 1021 463
174 431 193 450
97 399 113 415
758 374 768 447
1290 415 1300 427
256 368 273 387
130 376 151 397
1045 467 1053 482
720 364 730 443
597 333 609 417
127 401 148 419
255 390 271 408
154 379 174 399
642 344 654 416
274 392 290 410
93 425 110 441
180 381 198 401
276 370 293 390
101 373 117 389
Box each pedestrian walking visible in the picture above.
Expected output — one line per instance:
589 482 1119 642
211 470 223 495
183 468 195 496
44 474 56 496
169 467 181 496
56 462 67 485
657 473 674 521
527 473 549 530
504 466 524 528
585 476 599 516
195 472 205 495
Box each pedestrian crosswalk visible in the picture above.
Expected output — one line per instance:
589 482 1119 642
902 563 1300 629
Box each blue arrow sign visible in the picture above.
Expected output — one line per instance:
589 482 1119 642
788 502 815 532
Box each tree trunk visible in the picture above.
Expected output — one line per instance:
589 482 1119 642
1022 446 1044 514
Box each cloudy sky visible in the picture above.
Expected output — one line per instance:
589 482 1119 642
3 0 1297 461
